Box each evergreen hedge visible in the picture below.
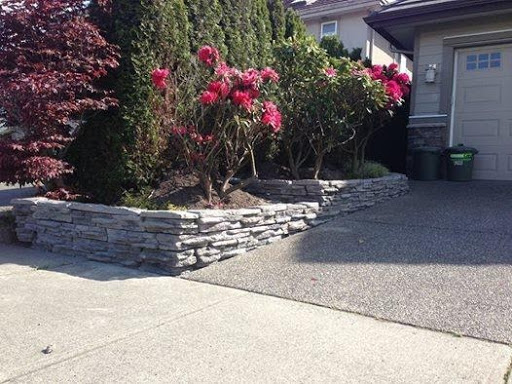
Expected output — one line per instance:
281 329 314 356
70 0 289 203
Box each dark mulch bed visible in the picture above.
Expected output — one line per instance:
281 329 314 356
152 171 269 210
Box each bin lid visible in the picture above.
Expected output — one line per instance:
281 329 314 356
411 146 442 154
444 143 479 155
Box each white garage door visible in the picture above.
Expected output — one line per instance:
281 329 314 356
453 44 512 180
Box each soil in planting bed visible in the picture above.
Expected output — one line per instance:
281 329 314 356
151 171 269 210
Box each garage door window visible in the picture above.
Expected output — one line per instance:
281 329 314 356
466 52 501 71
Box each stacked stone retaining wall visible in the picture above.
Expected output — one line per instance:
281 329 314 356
12 174 409 275
246 173 409 216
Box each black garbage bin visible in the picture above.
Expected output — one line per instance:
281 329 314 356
444 144 478 181
411 146 441 181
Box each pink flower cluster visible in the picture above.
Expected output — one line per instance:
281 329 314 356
196 47 282 132
261 101 281 133
198 46 220 67
151 68 170 90
368 63 411 105
323 67 338 78
171 125 215 145
151 46 282 133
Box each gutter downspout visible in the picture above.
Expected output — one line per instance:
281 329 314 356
369 28 375 62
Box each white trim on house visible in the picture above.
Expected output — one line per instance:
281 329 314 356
320 20 338 38
445 29 512 41
409 114 448 119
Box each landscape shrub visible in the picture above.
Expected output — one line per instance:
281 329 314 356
320 35 362 61
274 37 397 179
273 37 330 179
341 63 411 173
69 0 286 203
155 47 282 203
343 161 390 179
67 0 191 204
0 0 119 188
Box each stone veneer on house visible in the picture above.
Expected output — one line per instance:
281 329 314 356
12 174 408 275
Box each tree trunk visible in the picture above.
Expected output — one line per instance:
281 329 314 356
313 153 324 180
352 144 359 175
219 170 235 198
287 146 300 180
200 173 213 204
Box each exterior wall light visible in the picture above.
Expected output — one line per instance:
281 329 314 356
425 64 437 83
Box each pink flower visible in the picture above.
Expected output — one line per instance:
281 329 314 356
261 67 279 83
241 69 261 88
171 126 187 135
249 88 260 99
231 90 253 111
388 63 399 71
370 65 384 80
199 90 218 105
198 46 220 67
395 72 410 84
324 67 337 78
151 68 170 89
261 101 282 133
385 80 403 103
208 80 230 99
215 62 231 77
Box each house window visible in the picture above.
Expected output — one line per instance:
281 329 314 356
321 21 337 38
466 52 501 71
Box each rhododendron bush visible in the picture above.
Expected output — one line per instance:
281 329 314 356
153 46 281 203
0 0 119 187
342 63 411 173
273 37 410 179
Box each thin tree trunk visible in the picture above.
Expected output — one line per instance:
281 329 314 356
200 174 213 204
313 153 324 180
287 146 300 180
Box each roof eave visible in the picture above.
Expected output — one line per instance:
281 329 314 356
365 0 512 28
297 0 379 20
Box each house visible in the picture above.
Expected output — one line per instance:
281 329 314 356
365 0 512 180
285 0 412 74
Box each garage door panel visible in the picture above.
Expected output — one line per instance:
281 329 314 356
460 119 499 138
473 153 498 171
462 85 501 104
453 44 512 180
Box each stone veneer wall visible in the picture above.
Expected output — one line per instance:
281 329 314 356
12 174 408 275
407 123 448 176
12 199 322 275
0 210 15 244
246 173 409 216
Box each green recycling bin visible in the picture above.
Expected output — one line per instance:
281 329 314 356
445 144 478 181
411 146 441 180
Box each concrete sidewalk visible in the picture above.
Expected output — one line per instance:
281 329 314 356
1 244 511 383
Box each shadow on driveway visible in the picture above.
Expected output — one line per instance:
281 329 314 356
188 180 512 343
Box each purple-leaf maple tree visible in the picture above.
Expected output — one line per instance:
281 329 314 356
0 0 119 186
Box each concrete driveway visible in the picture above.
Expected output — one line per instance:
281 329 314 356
1 244 511 383
189 181 512 344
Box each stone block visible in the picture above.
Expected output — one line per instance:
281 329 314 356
199 221 242 233
140 210 199 220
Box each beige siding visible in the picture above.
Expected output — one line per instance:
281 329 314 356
414 16 512 116
371 32 396 66
304 11 370 53
304 11 409 70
